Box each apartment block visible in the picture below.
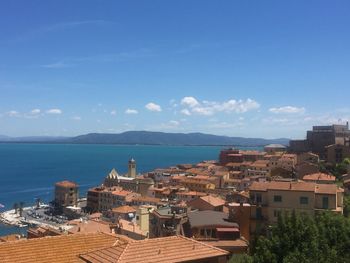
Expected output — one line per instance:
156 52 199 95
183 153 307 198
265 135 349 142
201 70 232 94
249 181 344 229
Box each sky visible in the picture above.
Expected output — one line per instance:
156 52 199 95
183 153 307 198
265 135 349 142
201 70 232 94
0 1 350 139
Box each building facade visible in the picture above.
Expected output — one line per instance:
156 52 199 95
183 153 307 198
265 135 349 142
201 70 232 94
289 123 350 160
249 181 344 232
54 181 79 207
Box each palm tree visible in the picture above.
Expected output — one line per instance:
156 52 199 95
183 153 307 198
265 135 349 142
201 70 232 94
13 203 18 214
35 198 41 209
19 202 25 217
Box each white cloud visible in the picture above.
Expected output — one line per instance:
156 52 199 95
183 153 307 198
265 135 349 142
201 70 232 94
179 97 260 116
23 108 42 119
145 102 162 112
110 110 117 115
6 110 20 117
71 116 81 121
269 106 305 114
30 109 41 115
125 109 138 114
157 120 183 130
46 108 62 114
169 120 180 126
192 107 214 116
41 61 72 69
181 109 191 116
181 96 199 108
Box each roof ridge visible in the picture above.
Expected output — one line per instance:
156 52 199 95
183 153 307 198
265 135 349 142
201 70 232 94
116 242 131 262
79 239 128 261
0 232 105 245
176 235 230 254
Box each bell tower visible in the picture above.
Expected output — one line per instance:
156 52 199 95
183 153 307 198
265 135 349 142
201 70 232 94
128 158 136 178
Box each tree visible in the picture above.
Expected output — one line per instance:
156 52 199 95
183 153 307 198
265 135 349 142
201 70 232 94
229 254 253 263
18 202 25 217
13 203 18 214
252 211 350 263
334 158 350 179
344 194 350 217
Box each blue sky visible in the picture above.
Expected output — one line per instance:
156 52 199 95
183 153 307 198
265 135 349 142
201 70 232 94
1 1 350 138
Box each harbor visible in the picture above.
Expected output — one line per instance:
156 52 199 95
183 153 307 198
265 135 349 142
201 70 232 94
0 202 83 232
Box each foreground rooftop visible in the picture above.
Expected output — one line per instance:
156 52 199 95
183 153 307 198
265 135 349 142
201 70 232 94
79 235 229 263
0 232 119 263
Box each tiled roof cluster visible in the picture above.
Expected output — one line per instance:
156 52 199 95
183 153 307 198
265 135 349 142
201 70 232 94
0 233 118 263
250 181 341 194
303 173 336 182
79 235 229 263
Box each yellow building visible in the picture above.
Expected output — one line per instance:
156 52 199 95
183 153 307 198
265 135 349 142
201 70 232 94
247 160 271 177
249 181 344 229
180 177 216 192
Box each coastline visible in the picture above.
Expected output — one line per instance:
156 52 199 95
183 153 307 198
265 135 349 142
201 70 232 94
0 206 70 231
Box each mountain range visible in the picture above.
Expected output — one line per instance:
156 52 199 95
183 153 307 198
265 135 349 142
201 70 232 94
0 131 289 147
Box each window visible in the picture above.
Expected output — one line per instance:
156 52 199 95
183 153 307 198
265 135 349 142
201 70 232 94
300 196 308 205
256 193 262 203
256 207 262 219
322 196 329 209
274 195 282 202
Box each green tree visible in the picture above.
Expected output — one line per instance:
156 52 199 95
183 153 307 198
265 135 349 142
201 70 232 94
251 212 350 263
334 158 350 179
344 194 350 217
229 254 253 263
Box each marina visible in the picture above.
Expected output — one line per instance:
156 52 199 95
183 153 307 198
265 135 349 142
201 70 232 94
0 204 77 232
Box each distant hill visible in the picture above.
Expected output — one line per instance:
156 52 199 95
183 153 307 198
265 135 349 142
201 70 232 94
0 135 10 141
65 131 289 146
0 136 68 142
0 131 289 147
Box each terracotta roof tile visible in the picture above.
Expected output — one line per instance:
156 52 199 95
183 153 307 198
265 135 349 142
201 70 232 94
112 190 133 197
79 236 229 263
315 184 339 195
198 195 225 207
303 173 336 182
250 181 339 195
68 220 111 234
250 181 316 192
0 234 21 242
55 180 77 188
0 233 119 263
111 205 136 214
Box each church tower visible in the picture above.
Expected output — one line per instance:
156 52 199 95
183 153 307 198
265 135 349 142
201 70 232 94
128 158 136 178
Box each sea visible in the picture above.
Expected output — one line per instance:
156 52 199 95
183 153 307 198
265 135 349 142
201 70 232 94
0 143 259 236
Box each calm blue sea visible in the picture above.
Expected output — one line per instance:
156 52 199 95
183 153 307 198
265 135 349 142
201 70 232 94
0 143 259 236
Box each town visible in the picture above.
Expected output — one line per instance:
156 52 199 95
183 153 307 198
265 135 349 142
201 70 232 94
0 123 350 262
